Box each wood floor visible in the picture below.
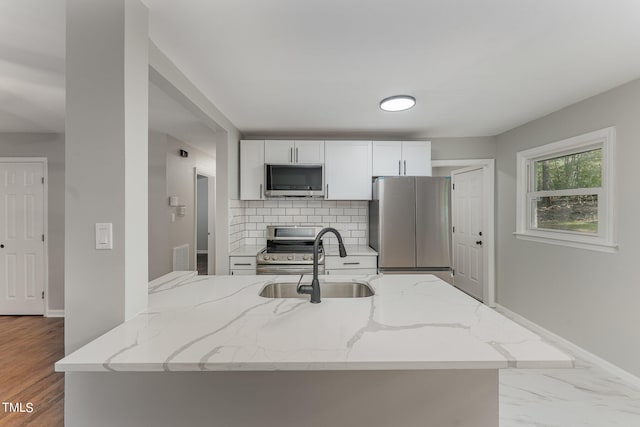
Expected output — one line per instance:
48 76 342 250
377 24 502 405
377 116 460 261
0 316 64 427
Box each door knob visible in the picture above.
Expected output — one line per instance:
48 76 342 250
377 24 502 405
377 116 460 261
475 241 483 246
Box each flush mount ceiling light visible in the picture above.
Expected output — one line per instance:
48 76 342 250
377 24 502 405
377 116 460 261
379 95 416 112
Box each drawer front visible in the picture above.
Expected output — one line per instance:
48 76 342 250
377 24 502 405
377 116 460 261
325 255 377 270
229 257 257 270
326 268 377 276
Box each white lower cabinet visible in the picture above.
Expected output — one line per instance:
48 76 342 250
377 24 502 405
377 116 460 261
229 256 256 275
325 254 377 275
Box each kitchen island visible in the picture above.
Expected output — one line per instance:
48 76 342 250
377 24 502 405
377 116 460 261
57 273 572 426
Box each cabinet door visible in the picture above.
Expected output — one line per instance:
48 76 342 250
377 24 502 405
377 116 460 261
372 141 402 176
240 140 265 200
325 141 372 200
264 140 294 164
402 141 432 176
294 140 324 164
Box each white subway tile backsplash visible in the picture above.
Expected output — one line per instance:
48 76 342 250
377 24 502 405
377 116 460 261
229 199 369 249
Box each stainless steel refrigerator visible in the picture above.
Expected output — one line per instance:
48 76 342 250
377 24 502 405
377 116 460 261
369 176 452 283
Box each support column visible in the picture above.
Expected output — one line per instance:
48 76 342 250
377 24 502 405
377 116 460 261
65 0 148 353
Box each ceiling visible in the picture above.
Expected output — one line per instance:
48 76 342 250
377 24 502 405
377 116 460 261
2 1 640 138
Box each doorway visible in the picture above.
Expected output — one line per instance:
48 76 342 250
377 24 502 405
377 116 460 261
0 159 47 315
432 159 495 307
195 171 216 275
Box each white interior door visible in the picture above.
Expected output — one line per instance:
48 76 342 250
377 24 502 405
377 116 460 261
451 167 484 301
0 162 45 314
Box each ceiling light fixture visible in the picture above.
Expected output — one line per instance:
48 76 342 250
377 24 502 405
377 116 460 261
379 95 416 112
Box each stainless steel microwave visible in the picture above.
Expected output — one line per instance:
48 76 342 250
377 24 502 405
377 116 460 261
265 164 324 197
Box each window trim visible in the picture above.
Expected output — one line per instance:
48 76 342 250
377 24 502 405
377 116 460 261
514 127 617 253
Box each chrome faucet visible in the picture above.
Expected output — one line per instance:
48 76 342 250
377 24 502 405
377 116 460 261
297 227 347 303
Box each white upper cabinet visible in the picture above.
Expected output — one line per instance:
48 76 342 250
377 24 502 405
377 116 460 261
264 140 294 164
240 140 265 200
402 141 432 176
372 141 431 176
325 141 372 200
264 140 324 164
294 140 324 164
372 141 403 176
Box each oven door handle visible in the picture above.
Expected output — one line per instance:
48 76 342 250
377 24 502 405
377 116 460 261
257 266 325 275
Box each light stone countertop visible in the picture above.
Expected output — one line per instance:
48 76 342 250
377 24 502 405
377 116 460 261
324 244 377 256
55 273 572 372
229 245 265 257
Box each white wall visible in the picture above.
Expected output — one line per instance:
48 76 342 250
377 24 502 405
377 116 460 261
495 78 640 377
0 133 65 312
148 133 215 279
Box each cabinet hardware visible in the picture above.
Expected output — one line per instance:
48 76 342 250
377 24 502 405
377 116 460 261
260 184 263 199
290 147 293 163
326 184 329 198
404 160 407 175
42 291 44 299
343 262 360 265
296 147 299 163
234 263 252 266
398 160 401 175
475 241 483 246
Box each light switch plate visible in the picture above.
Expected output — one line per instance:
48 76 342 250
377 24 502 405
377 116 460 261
95 223 113 250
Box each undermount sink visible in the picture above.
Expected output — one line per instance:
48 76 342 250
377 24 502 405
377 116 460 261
259 281 374 299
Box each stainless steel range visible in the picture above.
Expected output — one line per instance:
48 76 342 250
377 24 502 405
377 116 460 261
256 226 325 275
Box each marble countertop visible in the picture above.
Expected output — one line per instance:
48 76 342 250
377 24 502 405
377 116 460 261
324 245 377 256
229 245 265 256
55 273 572 372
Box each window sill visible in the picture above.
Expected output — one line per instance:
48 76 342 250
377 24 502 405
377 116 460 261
513 232 618 253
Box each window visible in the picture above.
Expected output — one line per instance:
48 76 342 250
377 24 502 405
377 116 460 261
515 127 617 252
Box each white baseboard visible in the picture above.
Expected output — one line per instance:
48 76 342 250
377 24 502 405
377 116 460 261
197 250 208 255
46 309 65 318
494 303 640 390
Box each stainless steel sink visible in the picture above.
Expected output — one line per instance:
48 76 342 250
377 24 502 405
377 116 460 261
259 281 374 299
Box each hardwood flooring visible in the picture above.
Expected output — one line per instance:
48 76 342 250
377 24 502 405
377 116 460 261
0 316 64 427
